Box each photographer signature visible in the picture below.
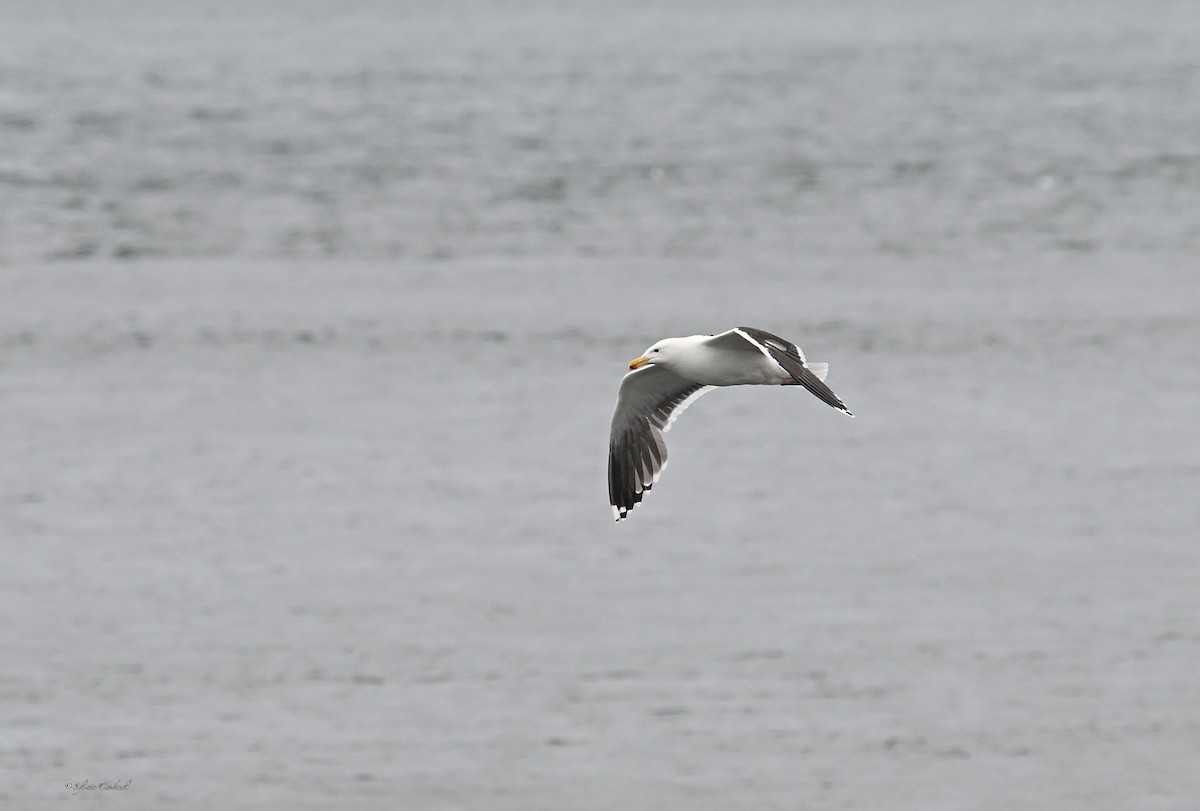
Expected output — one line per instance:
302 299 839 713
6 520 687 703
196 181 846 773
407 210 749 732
65 779 131 796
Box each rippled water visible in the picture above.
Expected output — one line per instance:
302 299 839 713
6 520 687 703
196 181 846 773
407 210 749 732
2 0 1198 265
3 3 1199 810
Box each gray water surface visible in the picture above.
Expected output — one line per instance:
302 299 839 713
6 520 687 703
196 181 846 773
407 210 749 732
2 2 1198 809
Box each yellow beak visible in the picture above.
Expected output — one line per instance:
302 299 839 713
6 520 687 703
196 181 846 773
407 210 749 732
628 356 651 370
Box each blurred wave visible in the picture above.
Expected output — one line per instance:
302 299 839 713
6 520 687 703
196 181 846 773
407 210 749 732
1 0 1198 265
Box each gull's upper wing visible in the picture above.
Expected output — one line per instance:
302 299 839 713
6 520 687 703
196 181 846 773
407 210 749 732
706 327 853 416
608 365 713 521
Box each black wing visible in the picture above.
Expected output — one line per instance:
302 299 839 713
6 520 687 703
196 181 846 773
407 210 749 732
736 326 853 416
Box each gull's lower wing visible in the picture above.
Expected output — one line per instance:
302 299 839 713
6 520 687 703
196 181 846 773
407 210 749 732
608 365 713 521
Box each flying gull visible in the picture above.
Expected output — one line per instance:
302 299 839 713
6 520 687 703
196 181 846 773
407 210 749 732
608 326 853 521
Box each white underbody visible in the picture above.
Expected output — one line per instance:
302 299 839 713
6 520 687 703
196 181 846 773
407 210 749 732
668 343 789 386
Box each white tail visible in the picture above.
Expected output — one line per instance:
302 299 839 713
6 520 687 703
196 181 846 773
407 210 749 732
807 362 828 382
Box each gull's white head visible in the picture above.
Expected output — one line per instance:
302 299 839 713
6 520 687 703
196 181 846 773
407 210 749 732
628 336 690 370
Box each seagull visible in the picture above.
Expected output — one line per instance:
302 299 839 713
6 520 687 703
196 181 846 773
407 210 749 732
608 326 853 521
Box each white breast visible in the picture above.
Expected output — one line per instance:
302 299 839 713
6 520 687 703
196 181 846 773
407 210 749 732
671 344 783 386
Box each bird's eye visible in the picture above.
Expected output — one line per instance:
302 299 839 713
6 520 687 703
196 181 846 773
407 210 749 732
652 348 660 353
